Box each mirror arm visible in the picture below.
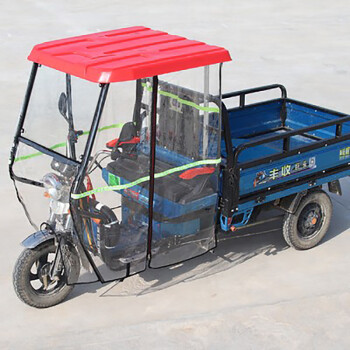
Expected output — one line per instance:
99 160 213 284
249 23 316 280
66 74 77 160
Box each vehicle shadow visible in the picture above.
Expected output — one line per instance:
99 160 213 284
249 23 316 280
71 213 288 299
320 193 350 244
68 196 350 301
133 221 287 297
68 216 286 300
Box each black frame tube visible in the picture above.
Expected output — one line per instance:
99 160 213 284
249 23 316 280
9 62 40 230
133 79 143 132
9 63 38 168
147 76 158 261
18 136 80 167
70 83 110 283
222 84 287 102
72 84 110 192
220 63 238 216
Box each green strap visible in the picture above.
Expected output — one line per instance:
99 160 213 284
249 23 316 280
142 83 220 113
71 158 222 199
14 123 124 162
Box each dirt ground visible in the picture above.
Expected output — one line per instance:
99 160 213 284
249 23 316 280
1 1 350 349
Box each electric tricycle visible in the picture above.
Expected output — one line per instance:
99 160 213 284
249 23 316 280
10 27 350 308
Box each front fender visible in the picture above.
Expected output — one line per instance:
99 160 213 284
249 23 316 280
21 229 55 249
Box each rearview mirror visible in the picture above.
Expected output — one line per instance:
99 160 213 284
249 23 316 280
58 92 68 119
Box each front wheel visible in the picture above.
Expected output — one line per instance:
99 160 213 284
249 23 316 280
13 242 80 308
282 190 333 250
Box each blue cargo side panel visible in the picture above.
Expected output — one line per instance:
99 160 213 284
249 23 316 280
239 140 350 196
228 100 283 138
285 101 350 139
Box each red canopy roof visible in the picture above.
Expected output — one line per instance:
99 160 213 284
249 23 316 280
28 26 231 83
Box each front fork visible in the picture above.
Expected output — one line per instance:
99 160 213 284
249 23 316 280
47 213 75 282
49 237 64 283
22 212 75 287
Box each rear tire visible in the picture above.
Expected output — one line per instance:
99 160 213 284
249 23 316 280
282 190 332 250
13 242 80 308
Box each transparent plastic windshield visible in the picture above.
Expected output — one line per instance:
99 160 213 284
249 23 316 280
12 67 153 283
22 66 100 160
11 65 95 231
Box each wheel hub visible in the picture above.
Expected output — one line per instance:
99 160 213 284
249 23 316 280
297 203 323 239
305 211 319 228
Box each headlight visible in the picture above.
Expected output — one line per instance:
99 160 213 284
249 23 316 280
42 173 64 201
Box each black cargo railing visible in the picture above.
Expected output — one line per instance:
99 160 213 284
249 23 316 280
234 114 350 170
228 113 350 209
222 84 287 108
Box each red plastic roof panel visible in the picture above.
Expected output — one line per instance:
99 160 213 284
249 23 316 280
28 26 231 83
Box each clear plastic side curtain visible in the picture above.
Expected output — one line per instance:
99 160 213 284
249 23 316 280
68 78 159 283
65 77 148 282
148 65 222 268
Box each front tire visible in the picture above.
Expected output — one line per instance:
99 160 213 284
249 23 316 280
282 190 332 250
13 242 80 308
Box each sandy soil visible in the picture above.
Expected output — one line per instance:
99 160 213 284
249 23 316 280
1 1 350 349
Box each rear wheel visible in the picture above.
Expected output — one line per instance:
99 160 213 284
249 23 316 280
13 242 80 308
282 190 332 250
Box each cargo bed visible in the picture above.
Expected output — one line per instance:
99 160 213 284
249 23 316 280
221 85 350 212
